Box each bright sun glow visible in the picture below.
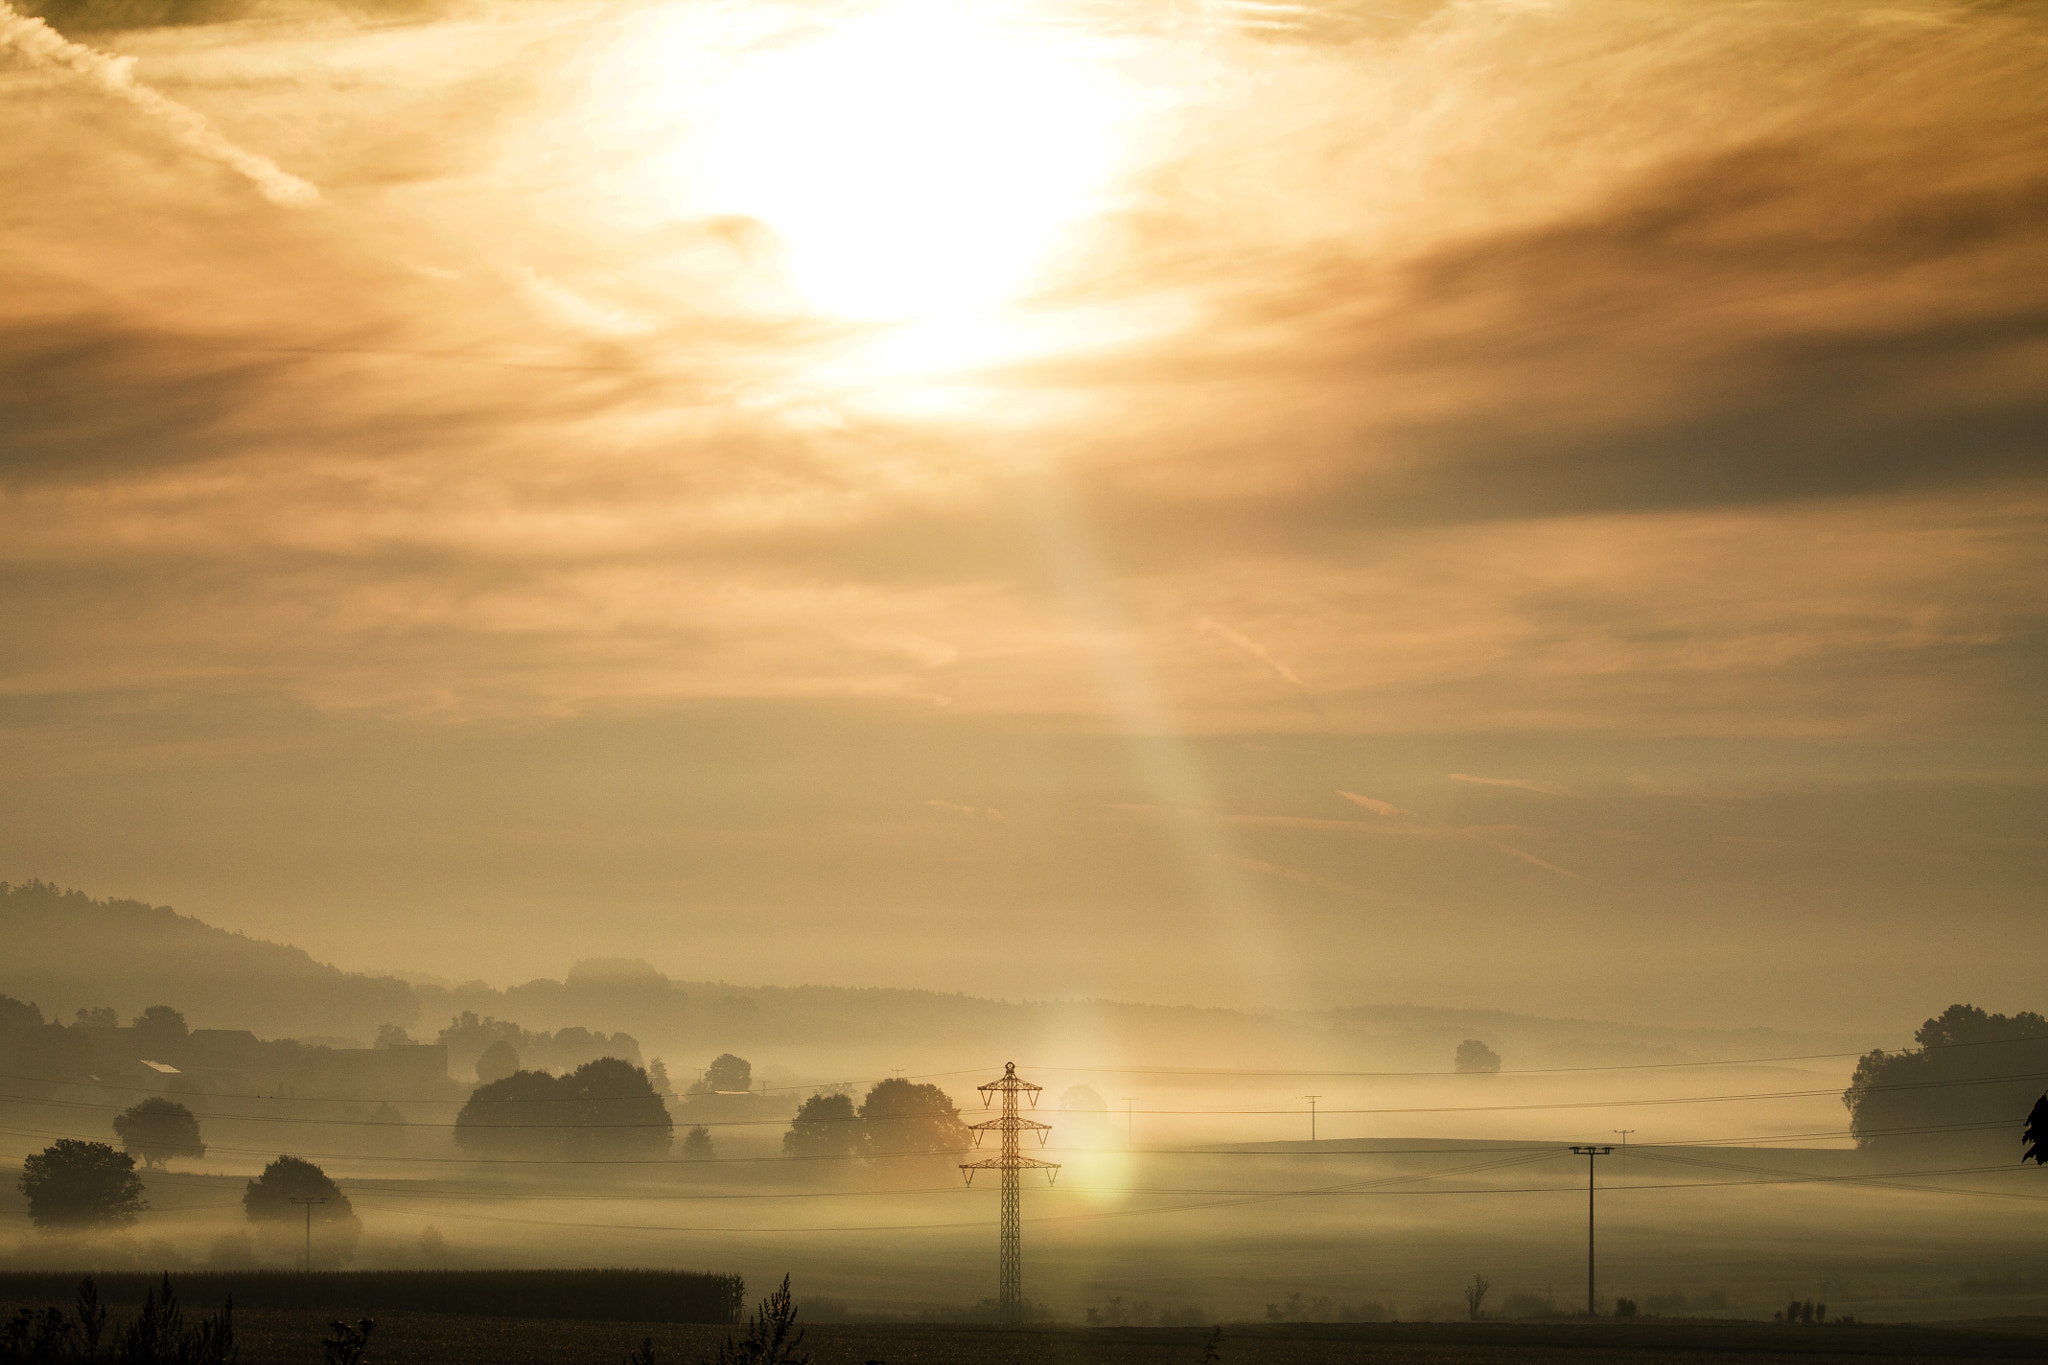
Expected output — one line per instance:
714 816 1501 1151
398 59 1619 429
589 0 1140 323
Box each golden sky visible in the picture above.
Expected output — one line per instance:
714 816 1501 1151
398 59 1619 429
3 0 2045 1029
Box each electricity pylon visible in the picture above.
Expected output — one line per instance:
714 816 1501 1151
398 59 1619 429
960 1063 1059 1323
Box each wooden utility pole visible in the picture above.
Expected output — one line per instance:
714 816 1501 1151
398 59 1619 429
1567 1146 1613 1315
289 1196 328 1272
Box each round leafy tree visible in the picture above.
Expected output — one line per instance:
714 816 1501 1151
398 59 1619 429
455 1059 671 1159
859 1078 971 1156
112 1097 207 1170
699 1053 752 1094
19 1139 148 1228
1454 1039 1502 1074
783 1091 862 1160
681 1124 715 1160
244 1155 361 1259
455 1069 568 1157
131 1006 189 1057
563 1057 672 1158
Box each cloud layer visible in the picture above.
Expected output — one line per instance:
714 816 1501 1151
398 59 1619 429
2 0 2043 1019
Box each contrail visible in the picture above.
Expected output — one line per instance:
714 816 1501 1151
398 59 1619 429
0 3 318 207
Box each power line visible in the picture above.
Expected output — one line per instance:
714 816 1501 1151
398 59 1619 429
1025 1032 2044 1079
4 1028 2034 1112
0 1112 2026 1169
0 1067 993 1107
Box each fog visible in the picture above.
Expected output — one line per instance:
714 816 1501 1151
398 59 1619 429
4 886 2044 1326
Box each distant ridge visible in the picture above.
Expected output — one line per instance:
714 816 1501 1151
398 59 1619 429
0 880 417 1039
0 881 1867 1073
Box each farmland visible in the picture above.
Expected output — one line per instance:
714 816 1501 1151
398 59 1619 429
4 1300 2044 1365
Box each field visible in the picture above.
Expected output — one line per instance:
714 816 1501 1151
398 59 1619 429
7 1054 2048 1334
3 1305 2044 1365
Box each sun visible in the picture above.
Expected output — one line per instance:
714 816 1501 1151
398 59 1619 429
584 0 1141 324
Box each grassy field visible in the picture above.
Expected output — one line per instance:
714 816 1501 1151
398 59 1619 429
6 1308 2041 1365
6 1138 2048 1327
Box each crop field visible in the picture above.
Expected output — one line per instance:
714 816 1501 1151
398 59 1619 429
3 1306 2042 1365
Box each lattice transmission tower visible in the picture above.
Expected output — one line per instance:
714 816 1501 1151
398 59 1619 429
960 1062 1059 1323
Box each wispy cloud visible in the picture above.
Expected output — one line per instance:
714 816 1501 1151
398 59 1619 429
925 799 1004 821
1336 790 1404 818
0 5 316 206
1449 773 1571 797
1234 857 1359 896
1199 617 1305 688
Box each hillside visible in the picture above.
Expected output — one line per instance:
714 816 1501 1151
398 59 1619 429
0 881 1869 1084
0 880 418 1039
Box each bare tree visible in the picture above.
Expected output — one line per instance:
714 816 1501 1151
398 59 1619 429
1465 1274 1492 1320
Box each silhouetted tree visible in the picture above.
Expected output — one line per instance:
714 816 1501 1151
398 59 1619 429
454 1059 670 1158
2025 1093 2046 1164
859 1078 970 1156
455 1069 562 1156
564 1057 673 1158
18 1140 147 1228
784 1092 861 1159
1060 1084 1107 1113
1844 1004 2048 1152
1464 1274 1491 1319
112 1097 206 1169
73 1006 117 1029
375 1024 415 1048
1455 1039 1502 1074
648 1058 674 1096
131 1005 189 1055
696 1054 753 1094
0 994 44 1035
682 1125 715 1160
475 1039 520 1084
244 1156 361 1260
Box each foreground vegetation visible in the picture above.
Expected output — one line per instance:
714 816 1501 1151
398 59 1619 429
9 1299 2045 1365
0 1271 746 1327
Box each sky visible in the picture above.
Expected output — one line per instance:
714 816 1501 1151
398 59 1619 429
2 0 2044 1033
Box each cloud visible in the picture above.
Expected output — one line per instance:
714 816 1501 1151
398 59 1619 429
1198 617 1304 688
1336 790 1403 818
1484 841 1585 882
1449 774 1570 798
0 0 2043 745
0 4 316 206
1234 857 1359 896
925 799 1004 821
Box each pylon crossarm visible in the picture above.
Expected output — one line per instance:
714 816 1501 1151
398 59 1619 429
970 1115 1050 1133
